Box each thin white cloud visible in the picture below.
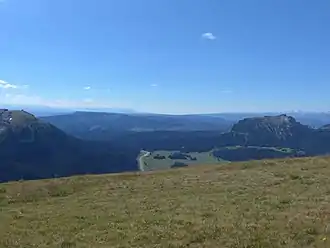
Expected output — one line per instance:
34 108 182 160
201 32 216 40
0 80 29 89
0 80 18 89
0 93 115 109
150 84 158 87
0 81 114 108
1 93 43 105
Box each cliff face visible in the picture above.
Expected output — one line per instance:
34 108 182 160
226 114 313 148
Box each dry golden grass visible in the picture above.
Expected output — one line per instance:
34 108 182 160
1 157 330 247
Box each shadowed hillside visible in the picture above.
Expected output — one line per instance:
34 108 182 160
0 110 139 182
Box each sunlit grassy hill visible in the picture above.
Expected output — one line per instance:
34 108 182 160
1 156 330 247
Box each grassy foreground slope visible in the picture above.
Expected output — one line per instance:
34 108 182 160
1 157 330 247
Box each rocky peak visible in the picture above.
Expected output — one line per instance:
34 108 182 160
231 114 298 133
0 109 37 125
229 115 312 147
0 110 66 144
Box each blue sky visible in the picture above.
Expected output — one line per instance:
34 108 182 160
0 0 329 113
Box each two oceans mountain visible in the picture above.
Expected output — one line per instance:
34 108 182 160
219 115 330 157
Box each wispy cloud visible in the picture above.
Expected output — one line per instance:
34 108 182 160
2 93 43 105
150 84 158 87
0 81 115 108
201 32 216 40
0 80 18 89
0 80 29 90
0 93 114 109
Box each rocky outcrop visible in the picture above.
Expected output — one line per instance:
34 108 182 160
225 114 313 148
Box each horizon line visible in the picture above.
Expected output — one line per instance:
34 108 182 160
1 104 329 115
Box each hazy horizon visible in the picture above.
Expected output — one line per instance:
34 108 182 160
1 103 330 116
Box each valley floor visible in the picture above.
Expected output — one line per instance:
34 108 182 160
1 157 330 247
138 150 228 171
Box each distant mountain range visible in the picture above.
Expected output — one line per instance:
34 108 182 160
0 104 137 117
1 109 330 182
3 104 330 127
202 112 330 128
41 111 233 137
40 111 330 142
